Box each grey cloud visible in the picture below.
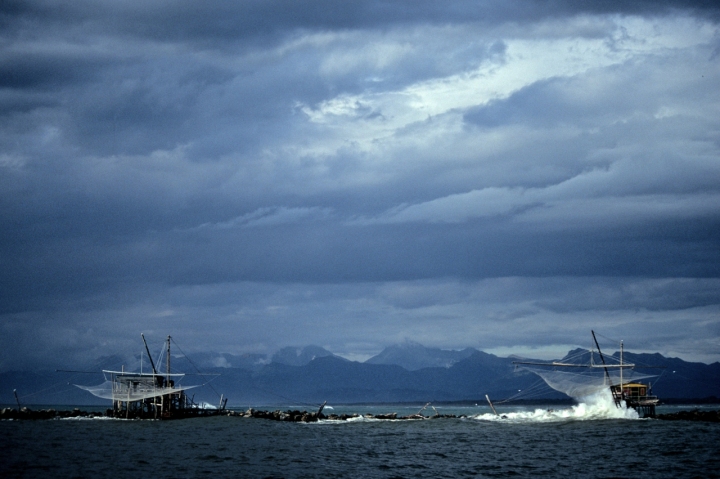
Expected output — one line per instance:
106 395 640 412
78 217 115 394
532 278 720 313
1 1 719 373
465 55 717 131
5 1 717 41
3 276 718 371
3 213 716 315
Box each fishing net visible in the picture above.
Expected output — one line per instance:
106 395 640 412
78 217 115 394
75 380 198 402
520 367 655 399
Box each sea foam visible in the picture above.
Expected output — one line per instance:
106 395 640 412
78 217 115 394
474 390 639 422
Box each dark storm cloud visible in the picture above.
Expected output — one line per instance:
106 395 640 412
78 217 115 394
3 213 718 317
1 1 719 371
4 1 718 37
0 52 103 91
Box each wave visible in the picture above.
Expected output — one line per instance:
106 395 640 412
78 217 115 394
473 390 640 422
59 415 123 421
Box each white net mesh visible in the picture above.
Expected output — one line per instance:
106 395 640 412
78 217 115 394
76 380 198 402
521 367 655 399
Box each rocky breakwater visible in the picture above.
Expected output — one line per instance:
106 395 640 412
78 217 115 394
229 408 463 422
1 407 104 420
228 408 325 422
655 409 720 422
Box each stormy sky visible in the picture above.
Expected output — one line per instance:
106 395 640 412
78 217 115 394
1 0 719 371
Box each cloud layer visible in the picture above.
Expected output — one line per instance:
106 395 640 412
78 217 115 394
1 1 719 370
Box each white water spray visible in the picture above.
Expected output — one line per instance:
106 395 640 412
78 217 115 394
474 389 639 422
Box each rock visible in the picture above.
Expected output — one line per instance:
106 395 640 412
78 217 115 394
374 413 397 420
656 409 720 422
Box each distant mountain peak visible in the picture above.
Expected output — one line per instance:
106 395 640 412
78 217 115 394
271 345 336 366
365 342 478 371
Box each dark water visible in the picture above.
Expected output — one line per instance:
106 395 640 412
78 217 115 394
2 405 719 478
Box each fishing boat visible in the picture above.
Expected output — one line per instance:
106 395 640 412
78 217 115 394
76 335 227 419
513 331 660 417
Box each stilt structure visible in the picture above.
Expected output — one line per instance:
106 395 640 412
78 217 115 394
513 330 661 418
76 334 226 419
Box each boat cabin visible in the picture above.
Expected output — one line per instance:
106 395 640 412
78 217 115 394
619 382 648 399
611 381 658 417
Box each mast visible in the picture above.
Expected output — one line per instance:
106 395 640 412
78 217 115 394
620 340 624 403
166 335 171 416
166 335 171 385
141 333 158 375
593 330 624 407
591 330 612 388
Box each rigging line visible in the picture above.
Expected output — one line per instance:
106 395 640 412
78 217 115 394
501 388 555 403
170 337 223 400
565 348 591 359
154 342 166 374
18 381 105 399
493 369 538 382
247 383 325 409
520 378 554 394
495 379 551 404
18 383 91 400
620 356 665 369
169 337 203 373
196 372 222 388
594 331 622 347
17 383 72 400
498 375 556 401
650 368 667 386
20 369 102 401
664 370 717 384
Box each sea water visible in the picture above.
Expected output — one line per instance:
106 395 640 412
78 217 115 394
2 398 718 478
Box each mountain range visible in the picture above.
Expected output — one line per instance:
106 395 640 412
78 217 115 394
1 343 718 407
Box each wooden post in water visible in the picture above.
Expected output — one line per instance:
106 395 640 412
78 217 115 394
166 336 171 416
620 340 624 406
485 394 499 416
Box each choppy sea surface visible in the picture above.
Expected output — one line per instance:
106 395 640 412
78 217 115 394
2 399 719 478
